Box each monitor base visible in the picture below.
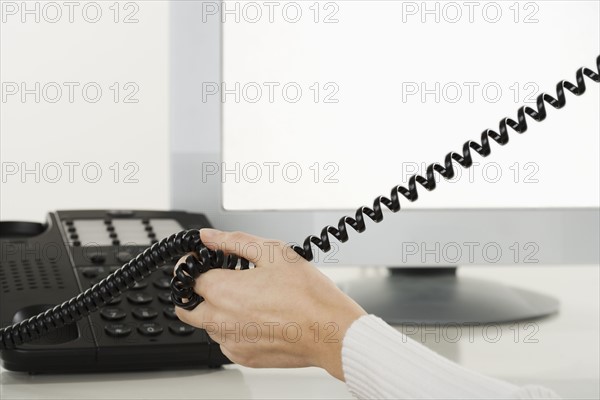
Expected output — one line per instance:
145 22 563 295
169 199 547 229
341 267 559 325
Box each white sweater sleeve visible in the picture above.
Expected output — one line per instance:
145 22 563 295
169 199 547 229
341 315 560 399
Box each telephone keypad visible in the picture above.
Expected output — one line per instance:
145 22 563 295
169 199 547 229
78 262 199 344
68 216 207 348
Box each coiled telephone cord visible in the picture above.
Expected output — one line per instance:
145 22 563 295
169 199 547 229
1 56 598 350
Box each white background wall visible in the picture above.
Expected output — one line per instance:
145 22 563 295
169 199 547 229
222 0 600 210
1 1 170 222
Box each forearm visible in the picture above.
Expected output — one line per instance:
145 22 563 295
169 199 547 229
341 315 560 400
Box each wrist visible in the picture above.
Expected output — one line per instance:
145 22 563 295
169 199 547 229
315 310 367 381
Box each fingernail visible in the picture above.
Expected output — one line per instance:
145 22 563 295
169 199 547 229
200 228 220 242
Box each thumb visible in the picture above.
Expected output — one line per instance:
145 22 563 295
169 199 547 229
200 228 283 267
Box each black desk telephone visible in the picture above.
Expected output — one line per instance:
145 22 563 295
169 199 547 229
0 210 229 372
0 57 598 373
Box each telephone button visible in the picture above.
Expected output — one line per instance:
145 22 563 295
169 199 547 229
107 296 122 305
100 307 127 321
132 307 158 320
116 251 133 263
163 306 178 320
82 267 104 279
153 277 171 290
169 322 195 336
127 292 153 305
90 255 106 265
138 323 163 336
105 323 132 338
131 281 148 290
157 292 173 304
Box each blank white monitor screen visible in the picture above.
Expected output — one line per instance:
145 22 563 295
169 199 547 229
221 1 599 210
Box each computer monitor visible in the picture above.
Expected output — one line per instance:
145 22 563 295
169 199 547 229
169 1 599 324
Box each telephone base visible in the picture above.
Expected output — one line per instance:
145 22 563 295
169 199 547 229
341 267 559 325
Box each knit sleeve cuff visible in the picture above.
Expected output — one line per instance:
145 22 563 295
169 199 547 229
341 314 555 399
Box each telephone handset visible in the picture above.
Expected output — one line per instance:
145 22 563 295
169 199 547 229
0 56 598 373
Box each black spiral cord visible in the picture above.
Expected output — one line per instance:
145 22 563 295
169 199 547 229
0 56 598 351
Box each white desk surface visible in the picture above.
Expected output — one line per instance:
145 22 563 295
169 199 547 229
1 265 599 400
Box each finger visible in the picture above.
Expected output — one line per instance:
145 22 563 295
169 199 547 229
200 228 284 267
172 250 238 306
174 299 213 328
193 267 233 301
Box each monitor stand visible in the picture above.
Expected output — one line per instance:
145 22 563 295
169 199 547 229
341 267 559 325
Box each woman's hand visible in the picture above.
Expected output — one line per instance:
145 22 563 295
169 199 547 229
174 228 367 381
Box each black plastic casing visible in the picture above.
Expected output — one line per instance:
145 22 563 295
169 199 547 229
0 210 230 373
